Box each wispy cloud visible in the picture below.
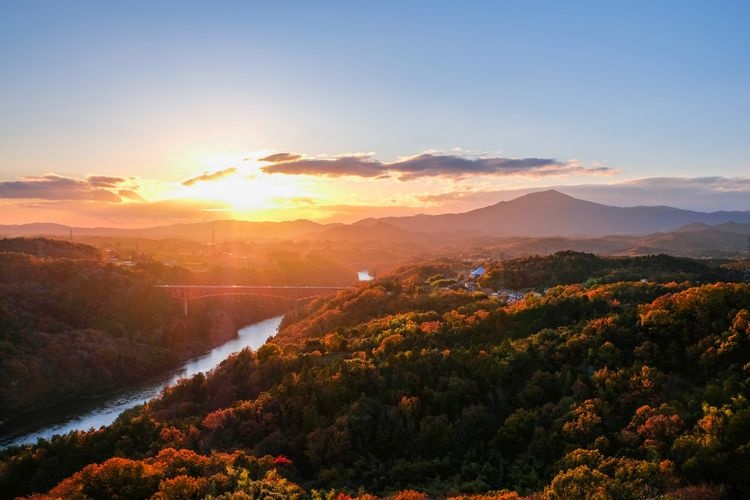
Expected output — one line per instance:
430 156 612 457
117 189 147 202
181 167 238 186
86 175 126 187
258 153 302 163
0 174 134 202
259 152 616 180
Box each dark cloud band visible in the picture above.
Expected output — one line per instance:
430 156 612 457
259 152 616 179
261 156 384 177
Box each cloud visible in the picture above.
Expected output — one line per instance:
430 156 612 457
259 152 616 180
284 196 317 206
0 174 129 202
118 189 147 202
392 154 571 180
259 152 302 163
261 156 385 177
86 175 126 187
181 167 237 186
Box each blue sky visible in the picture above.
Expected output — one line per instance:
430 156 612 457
0 1 748 225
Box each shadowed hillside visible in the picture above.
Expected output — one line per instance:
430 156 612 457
0 237 99 259
0 242 290 422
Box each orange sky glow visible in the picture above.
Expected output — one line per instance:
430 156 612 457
0 149 626 227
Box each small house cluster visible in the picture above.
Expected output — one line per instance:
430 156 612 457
427 264 543 305
493 288 525 303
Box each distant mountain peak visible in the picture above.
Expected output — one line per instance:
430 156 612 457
527 189 569 197
516 189 578 202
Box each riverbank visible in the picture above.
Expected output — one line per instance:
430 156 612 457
0 288 290 422
0 316 284 449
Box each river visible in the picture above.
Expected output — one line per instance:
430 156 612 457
0 316 283 449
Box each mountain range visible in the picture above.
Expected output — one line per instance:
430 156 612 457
1 190 749 257
357 190 750 236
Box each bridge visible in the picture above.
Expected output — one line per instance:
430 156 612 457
155 284 353 315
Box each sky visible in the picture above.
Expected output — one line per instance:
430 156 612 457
1 1 749 226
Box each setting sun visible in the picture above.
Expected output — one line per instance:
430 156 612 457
173 168 312 216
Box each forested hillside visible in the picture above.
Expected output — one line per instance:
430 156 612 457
1 254 749 498
0 242 290 421
477 251 743 290
0 237 99 259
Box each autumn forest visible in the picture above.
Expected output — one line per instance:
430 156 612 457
0 239 749 498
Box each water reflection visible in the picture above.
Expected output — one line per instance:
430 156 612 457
0 316 283 448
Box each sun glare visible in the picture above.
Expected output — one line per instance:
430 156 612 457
177 171 311 217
